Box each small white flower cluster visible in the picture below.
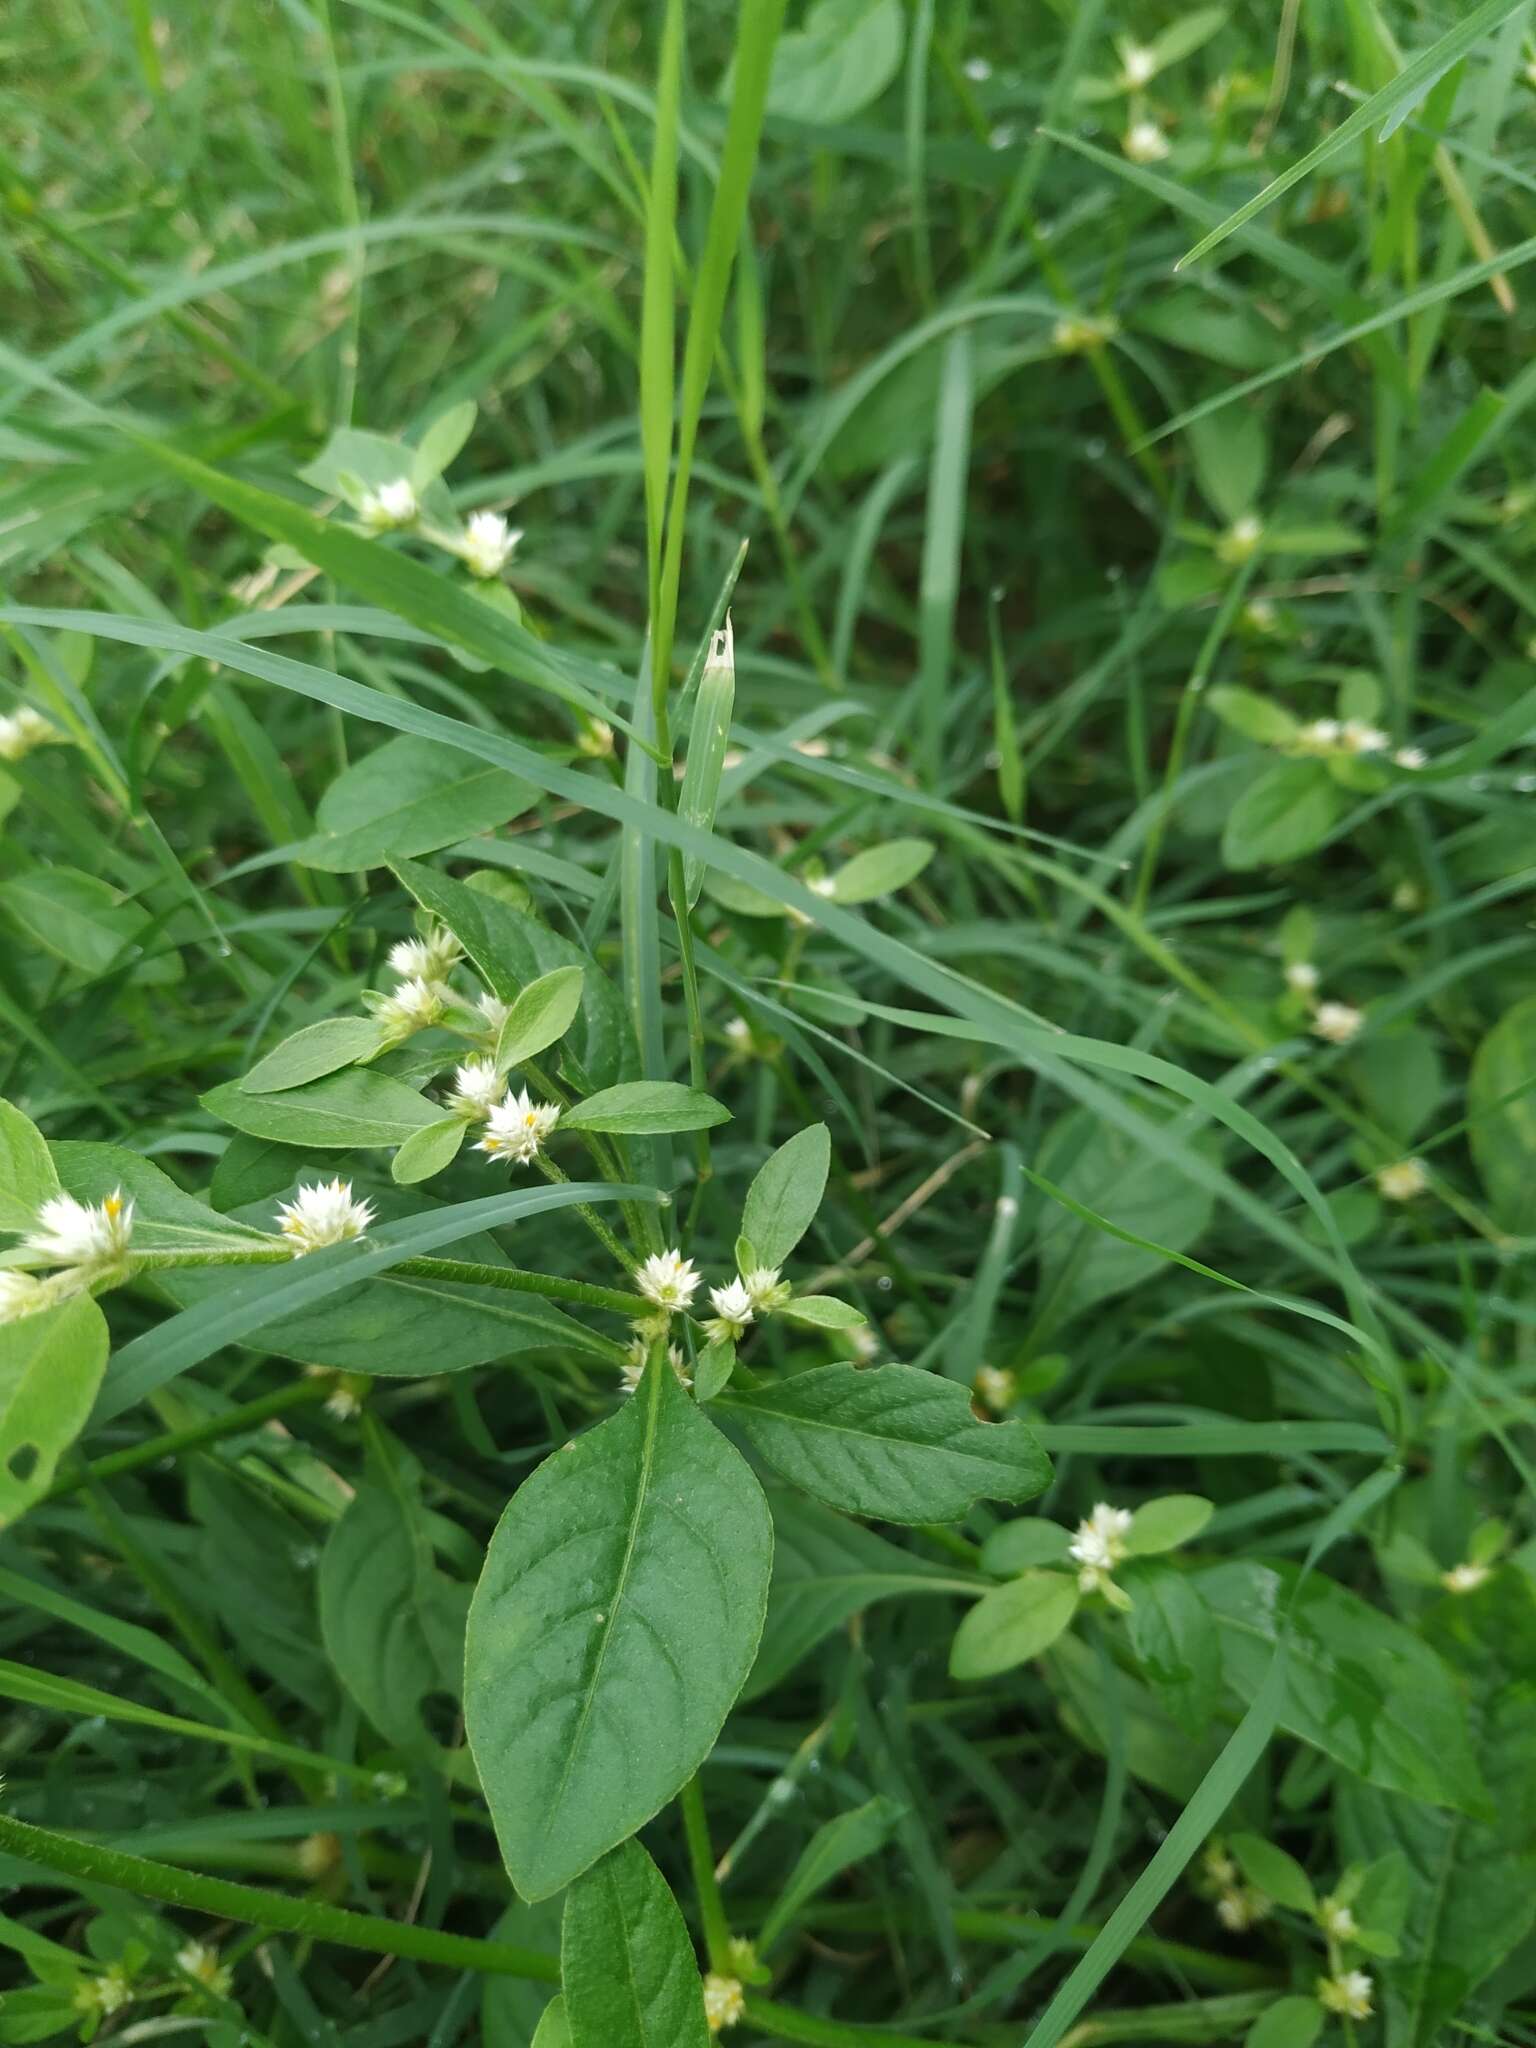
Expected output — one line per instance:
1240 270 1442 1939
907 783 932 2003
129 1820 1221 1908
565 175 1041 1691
1375 1157 1428 1203
365 925 462 1045
974 1363 1017 1413
1216 513 1265 566
1318 1969 1373 2020
1281 958 1366 1046
617 1251 797 1395
1203 1843 1271 1934
0 704 63 763
277 1178 375 1256
1294 717 1425 770
475 1085 562 1168
1068 1501 1134 1600
353 474 520 583
1053 312 1119 355
73 1965 134 2018
1441 1558 1490 1594
2 1188 136 1325
176 1940 234 1998
1123 118 1170 162
704 1973 746 2034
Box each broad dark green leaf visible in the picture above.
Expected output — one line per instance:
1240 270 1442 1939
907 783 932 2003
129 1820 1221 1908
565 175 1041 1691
562 1840 707 2048
0 1097 59 1233
1122 1562 1222 1736
0 1296 109 1527
203 1070 442 1149
465 1359 772 1899
242 1017 384 1093
318 1460 469 1750
719 1363 1051 1522
562 1081 729 1136
740 1124 829 1270
294 736 538 871
1468 994 1536 1230
1198 1561 1488 1815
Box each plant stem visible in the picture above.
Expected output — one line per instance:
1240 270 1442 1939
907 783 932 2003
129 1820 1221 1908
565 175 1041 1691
130 1246 646 1315
679 1773 732 1973
43 1377 333 1501
741 1996 970 2048
0 1812 559 1981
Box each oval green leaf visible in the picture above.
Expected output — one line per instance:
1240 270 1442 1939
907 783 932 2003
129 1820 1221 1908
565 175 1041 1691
562 1081 730 1136
950 1570 1080 1681
242 1017 384 1094
562 1840 708 2048
740 1123 829 1270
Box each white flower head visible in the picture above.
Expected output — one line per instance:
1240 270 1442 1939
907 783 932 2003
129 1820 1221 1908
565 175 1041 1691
1296 717 1342 753
476 1087 560 1166
357 477 418 531
1313 1000 1364 1045
975 1364 1017 1413
476 989 512 1037
1340 719 1389 755
24 1189 133 1269
1394 744 1427 769
706 1276 755 1342
1120 43 1157 87
1376 1158 1427 1203
460 509 520 579
1123 120 1171 163
741 1265 791 1314
176 1941 233 1997
387 927 461 981
703 1974 746 2034
1216 513 1265 565
0 705 62 762
724 1015 752 1051
1217 1887 1272 1932
964 56 993 82
1441 1559 1491 1595
621 1340 691 1395
0 1270 49 1324
1320 1898 1358 1943
1318 1970 1373 2020
636 1248 700 1314
449 1056 505 1119
368 974 444 1041
576 717 615 758
75 1966 133 2017
277 1178 375 1256
1069 1502 1134 1592
1284 960 1319 995
806 872 838 900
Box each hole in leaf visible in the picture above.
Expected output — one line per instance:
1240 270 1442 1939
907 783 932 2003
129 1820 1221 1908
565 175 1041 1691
7 1442 40 1485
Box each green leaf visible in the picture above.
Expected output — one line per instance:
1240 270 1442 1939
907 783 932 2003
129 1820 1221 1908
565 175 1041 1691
758 1796 907 1951
411 400 477 488
1221 760 1343 869
1 867 159 980
1148 6 1227 70
295 735 538 871
740 1124 830 1271
694 1335 736 1403
1245 1995 1325 2048
318 1458 469 1750
775 1294 865 1329
745 1490 976 1700
1122 1563 1221 1734
242 1017 384 1093
981 1518 1072 1575
562 1840 708 2048
392 859 637 1089
0 1098 59 1234
828 838 935 905
1198 1561 1489 1815
495 966 586 1072
391 1116 468 1185
530 1996 572 2048
1207 685 1299 746
562 1081 730 1136
1469 993 1536 1230
1337 1575 1536 2046
1189 408 1267 522
678 638 736 910
0 1296 109 1528
203 1069 443 1149
1229 1833 1317 1914
719 1363 1051 1523
465 1358 772 1900
762 0 905 123
950 1571 1080 1680
1126 1494 1215 1556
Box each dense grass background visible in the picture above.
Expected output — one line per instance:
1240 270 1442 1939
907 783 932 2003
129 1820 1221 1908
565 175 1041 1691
4 1 1536 2045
